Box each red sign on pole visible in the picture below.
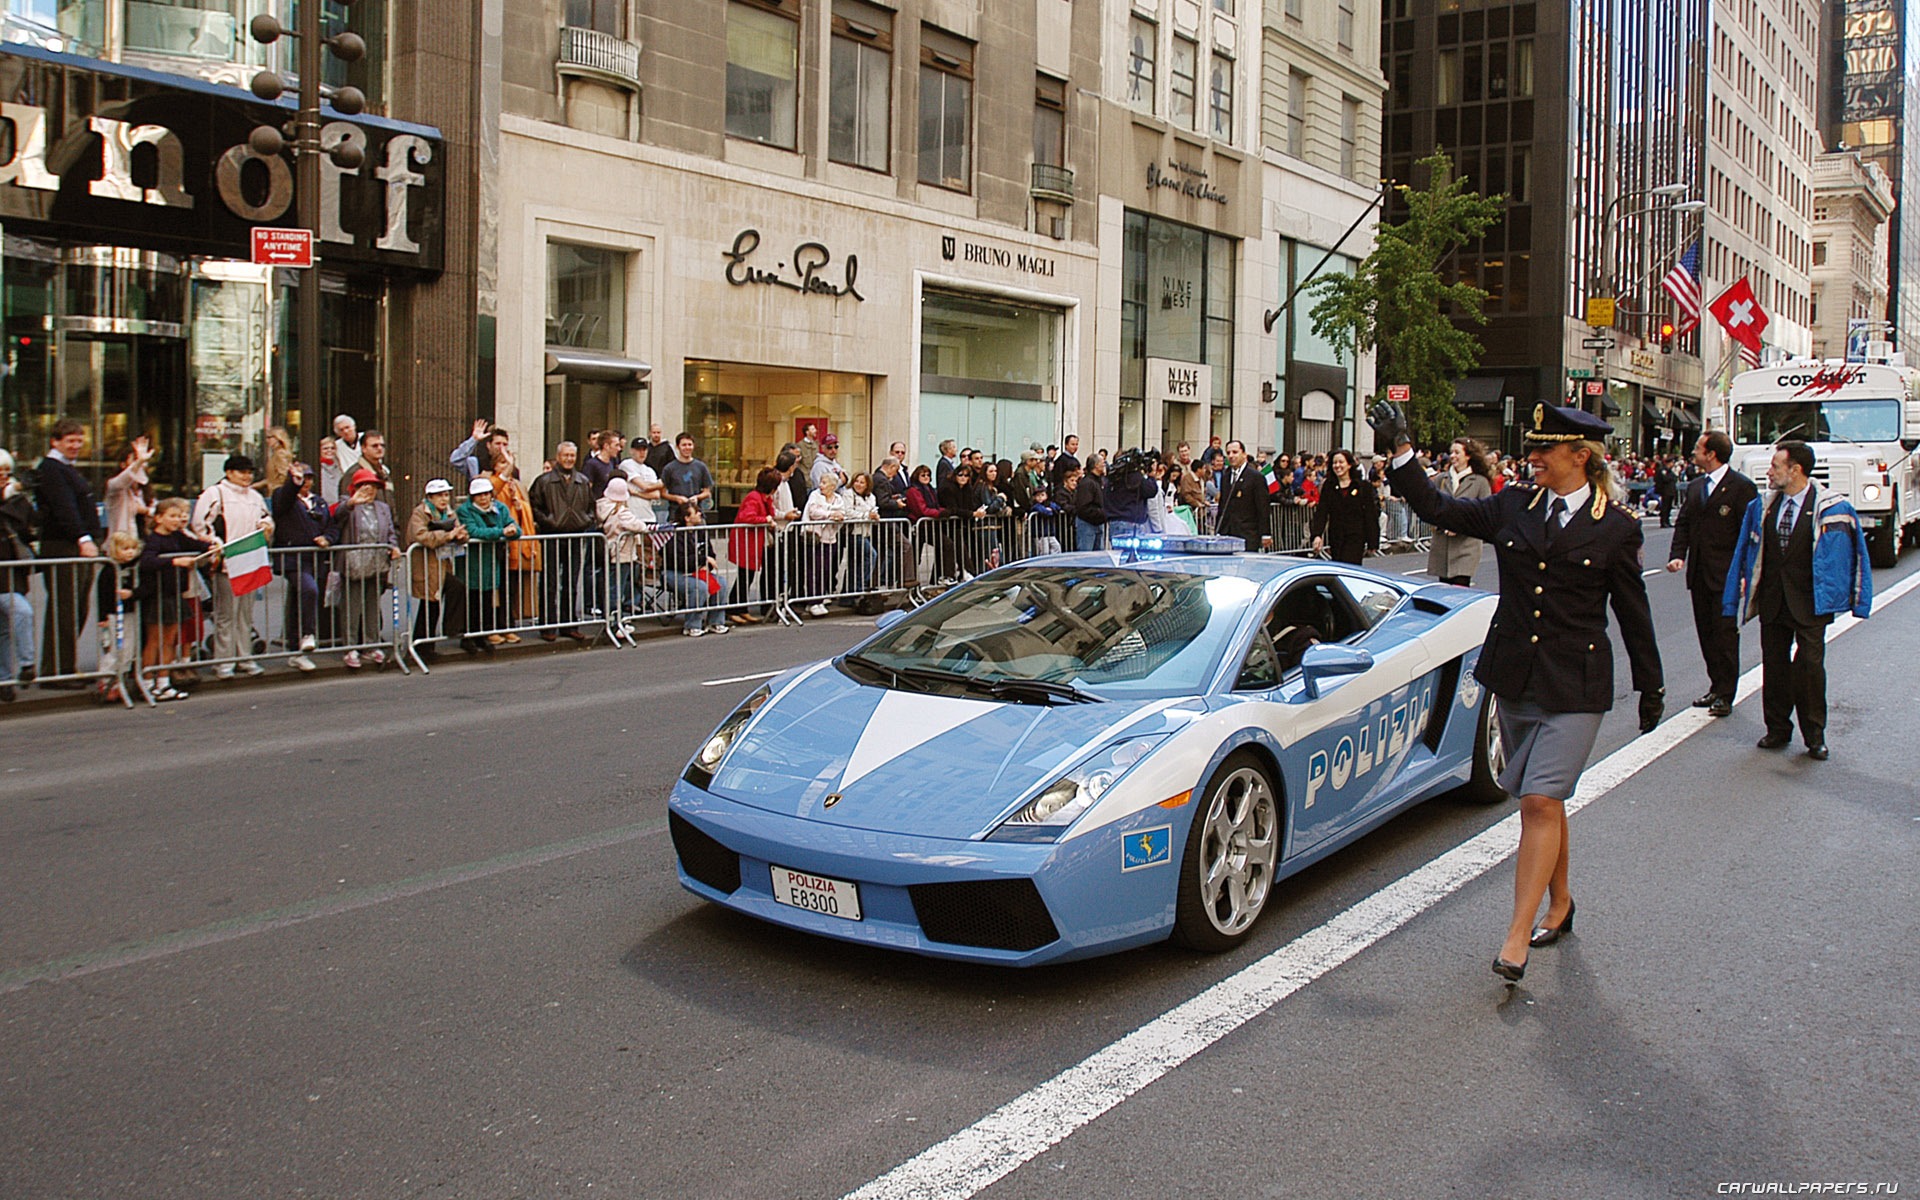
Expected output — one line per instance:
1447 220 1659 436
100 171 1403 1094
251 227 313 268
1583 380 1605 397
1386 384 1410 403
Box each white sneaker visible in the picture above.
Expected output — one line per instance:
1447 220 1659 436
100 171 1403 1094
298 634 317 652
213 664 235 680
343 650 363 668
710 624 730 635
289 654 316 673
807 603 830 617
683 626 705 637
366 649 387 666
238 660 265 677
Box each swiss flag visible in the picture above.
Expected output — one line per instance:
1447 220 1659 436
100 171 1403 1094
1707 277 1770 354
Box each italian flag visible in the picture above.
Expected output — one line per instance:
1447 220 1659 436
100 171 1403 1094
1259 463 1283 495
223 528 272 595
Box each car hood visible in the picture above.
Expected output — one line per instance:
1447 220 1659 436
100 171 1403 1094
705 663 1171 839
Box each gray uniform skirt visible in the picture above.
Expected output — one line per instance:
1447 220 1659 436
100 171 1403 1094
1495 695 1605 801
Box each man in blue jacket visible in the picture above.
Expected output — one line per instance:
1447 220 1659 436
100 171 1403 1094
1722 440 1873 761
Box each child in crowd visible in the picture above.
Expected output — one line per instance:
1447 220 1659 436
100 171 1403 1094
137 497 206 701
92 531 141 702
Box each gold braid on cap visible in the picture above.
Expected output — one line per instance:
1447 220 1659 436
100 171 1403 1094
1524 404 1585 444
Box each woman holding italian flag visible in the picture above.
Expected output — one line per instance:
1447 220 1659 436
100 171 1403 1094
189 455 274 679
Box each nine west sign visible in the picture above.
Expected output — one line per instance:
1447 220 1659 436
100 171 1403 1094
0 45 444 273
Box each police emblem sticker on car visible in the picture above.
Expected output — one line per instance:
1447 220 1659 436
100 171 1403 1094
1121 826 1173 872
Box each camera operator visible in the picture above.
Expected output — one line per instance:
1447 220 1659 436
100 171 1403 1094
1103 449 1160 543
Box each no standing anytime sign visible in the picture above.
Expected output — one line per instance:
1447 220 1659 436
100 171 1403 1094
251 227 314 268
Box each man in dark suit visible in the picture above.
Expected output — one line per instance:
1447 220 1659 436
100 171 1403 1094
1738 441 1846 759
1214 439 1272 552
35 418 105 681
1664 430 1758 717
1048 434 1081 495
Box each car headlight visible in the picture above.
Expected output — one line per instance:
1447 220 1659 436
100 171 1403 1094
683 685 772 787
1862 483 1883 503
989 736 1166 841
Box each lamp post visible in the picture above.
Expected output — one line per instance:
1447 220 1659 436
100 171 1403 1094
1585 183 1700 410
245 4 369 443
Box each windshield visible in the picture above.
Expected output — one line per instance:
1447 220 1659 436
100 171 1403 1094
850 565 1262 700
1733 398 1902 445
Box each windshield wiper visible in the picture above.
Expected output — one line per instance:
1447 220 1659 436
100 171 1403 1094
968 677 1106 705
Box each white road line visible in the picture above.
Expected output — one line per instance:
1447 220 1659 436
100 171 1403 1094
1401 568 1429 576
844 567 1920 1200
702 669 787 687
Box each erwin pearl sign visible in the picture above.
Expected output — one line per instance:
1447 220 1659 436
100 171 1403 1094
0 46 444 273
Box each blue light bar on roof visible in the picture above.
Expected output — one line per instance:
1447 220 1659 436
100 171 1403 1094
1110 534 1245 561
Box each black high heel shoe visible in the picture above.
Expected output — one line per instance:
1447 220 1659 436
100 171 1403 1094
1529 898 1576 947
1492 956 1526 983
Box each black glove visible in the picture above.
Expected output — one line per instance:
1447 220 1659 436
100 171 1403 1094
1637 689 1664 734
1367 399 1411 458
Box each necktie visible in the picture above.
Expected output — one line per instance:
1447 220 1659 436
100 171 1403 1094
1546 496 1566 546
1777 497 1796 548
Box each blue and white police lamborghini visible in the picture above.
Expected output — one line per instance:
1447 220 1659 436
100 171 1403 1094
668 537 1505 965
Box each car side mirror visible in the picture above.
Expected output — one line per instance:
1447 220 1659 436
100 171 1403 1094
1298 643 1373 700
874 608 908 631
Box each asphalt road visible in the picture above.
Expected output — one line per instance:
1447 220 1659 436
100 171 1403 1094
2 527 1916 1200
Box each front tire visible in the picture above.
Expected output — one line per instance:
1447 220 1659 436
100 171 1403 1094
1172 751 1282 953
1461 693 1508 804
1869 509 1900 568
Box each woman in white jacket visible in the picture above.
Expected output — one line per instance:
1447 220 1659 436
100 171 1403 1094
801 472 855 617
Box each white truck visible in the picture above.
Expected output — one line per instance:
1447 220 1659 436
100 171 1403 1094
1727 358 1920 568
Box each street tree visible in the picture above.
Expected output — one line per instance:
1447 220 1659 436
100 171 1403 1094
1307 149 1503 446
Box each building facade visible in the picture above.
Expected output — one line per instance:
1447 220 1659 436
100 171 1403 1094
1808 148 1894 359
0 0 480 504
1261 0 1384 456
490 0 1108 498
1380 0 1708 455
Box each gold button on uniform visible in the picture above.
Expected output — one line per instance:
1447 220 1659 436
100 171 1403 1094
1534 586 1543 594
1533 610 1542 618
1538 561 1547 570
1530 635 1540 643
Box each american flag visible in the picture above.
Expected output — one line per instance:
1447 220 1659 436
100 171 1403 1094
1737 340 1761 369
1661 240 1703 334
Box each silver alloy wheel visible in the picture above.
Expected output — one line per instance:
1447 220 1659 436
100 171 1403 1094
1196 766 1280 937
1484 695 1505 780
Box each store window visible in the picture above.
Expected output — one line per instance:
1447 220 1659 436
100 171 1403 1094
1122 212 1235 453
545 242 642 454
1127 16 1155 114
1170 36 1197 131
918 290 1061 469
684 361 872 512
830 0 891 172
727 0 799 149
918 28 972 191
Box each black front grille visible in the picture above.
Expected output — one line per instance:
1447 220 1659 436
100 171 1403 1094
670 812 741 895
909 879 1060 952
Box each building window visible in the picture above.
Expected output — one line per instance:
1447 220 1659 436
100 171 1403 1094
1337 0 1354 50
546 242 640 454
1209 54 1233 142
1813 241 1827 266
727 0 799 149
1122 212 1236 452
1034 76 1066 167
564 0 621 35
1287 70 1307 158
919 29 973 191
1170 36 1198 130
1340 98 1358 178
1436 49 1459 105
1127 16 1156 114
1512 39 1533 97
1212 0 1233 14
1284 0 1302 19
829 0 892 172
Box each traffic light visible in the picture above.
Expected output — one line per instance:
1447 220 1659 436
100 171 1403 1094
1658 320 1675 351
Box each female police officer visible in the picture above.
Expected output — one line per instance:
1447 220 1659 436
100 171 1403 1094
1369 399 1664 984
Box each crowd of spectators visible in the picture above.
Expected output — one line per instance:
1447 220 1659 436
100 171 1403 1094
0 411 1708 707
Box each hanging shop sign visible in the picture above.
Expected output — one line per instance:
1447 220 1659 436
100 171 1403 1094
1147 357 1211 406
0 44 444 273
1146 159 1228 205
722 228 864 301
938 234 1057 278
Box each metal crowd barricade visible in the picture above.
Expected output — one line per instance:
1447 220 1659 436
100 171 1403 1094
135 542 410 700
1021 511 1075 561
0 555 133 706
1269 504 1315 553
402 530 617 670
773 517 911 621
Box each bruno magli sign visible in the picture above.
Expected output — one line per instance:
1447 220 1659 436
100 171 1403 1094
0 44 445 273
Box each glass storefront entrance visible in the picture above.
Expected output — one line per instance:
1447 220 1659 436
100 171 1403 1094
918 288 1060 467
1122 212 1235 452
683 360 873 511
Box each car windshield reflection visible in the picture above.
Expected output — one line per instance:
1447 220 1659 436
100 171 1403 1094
847 566 1260 700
